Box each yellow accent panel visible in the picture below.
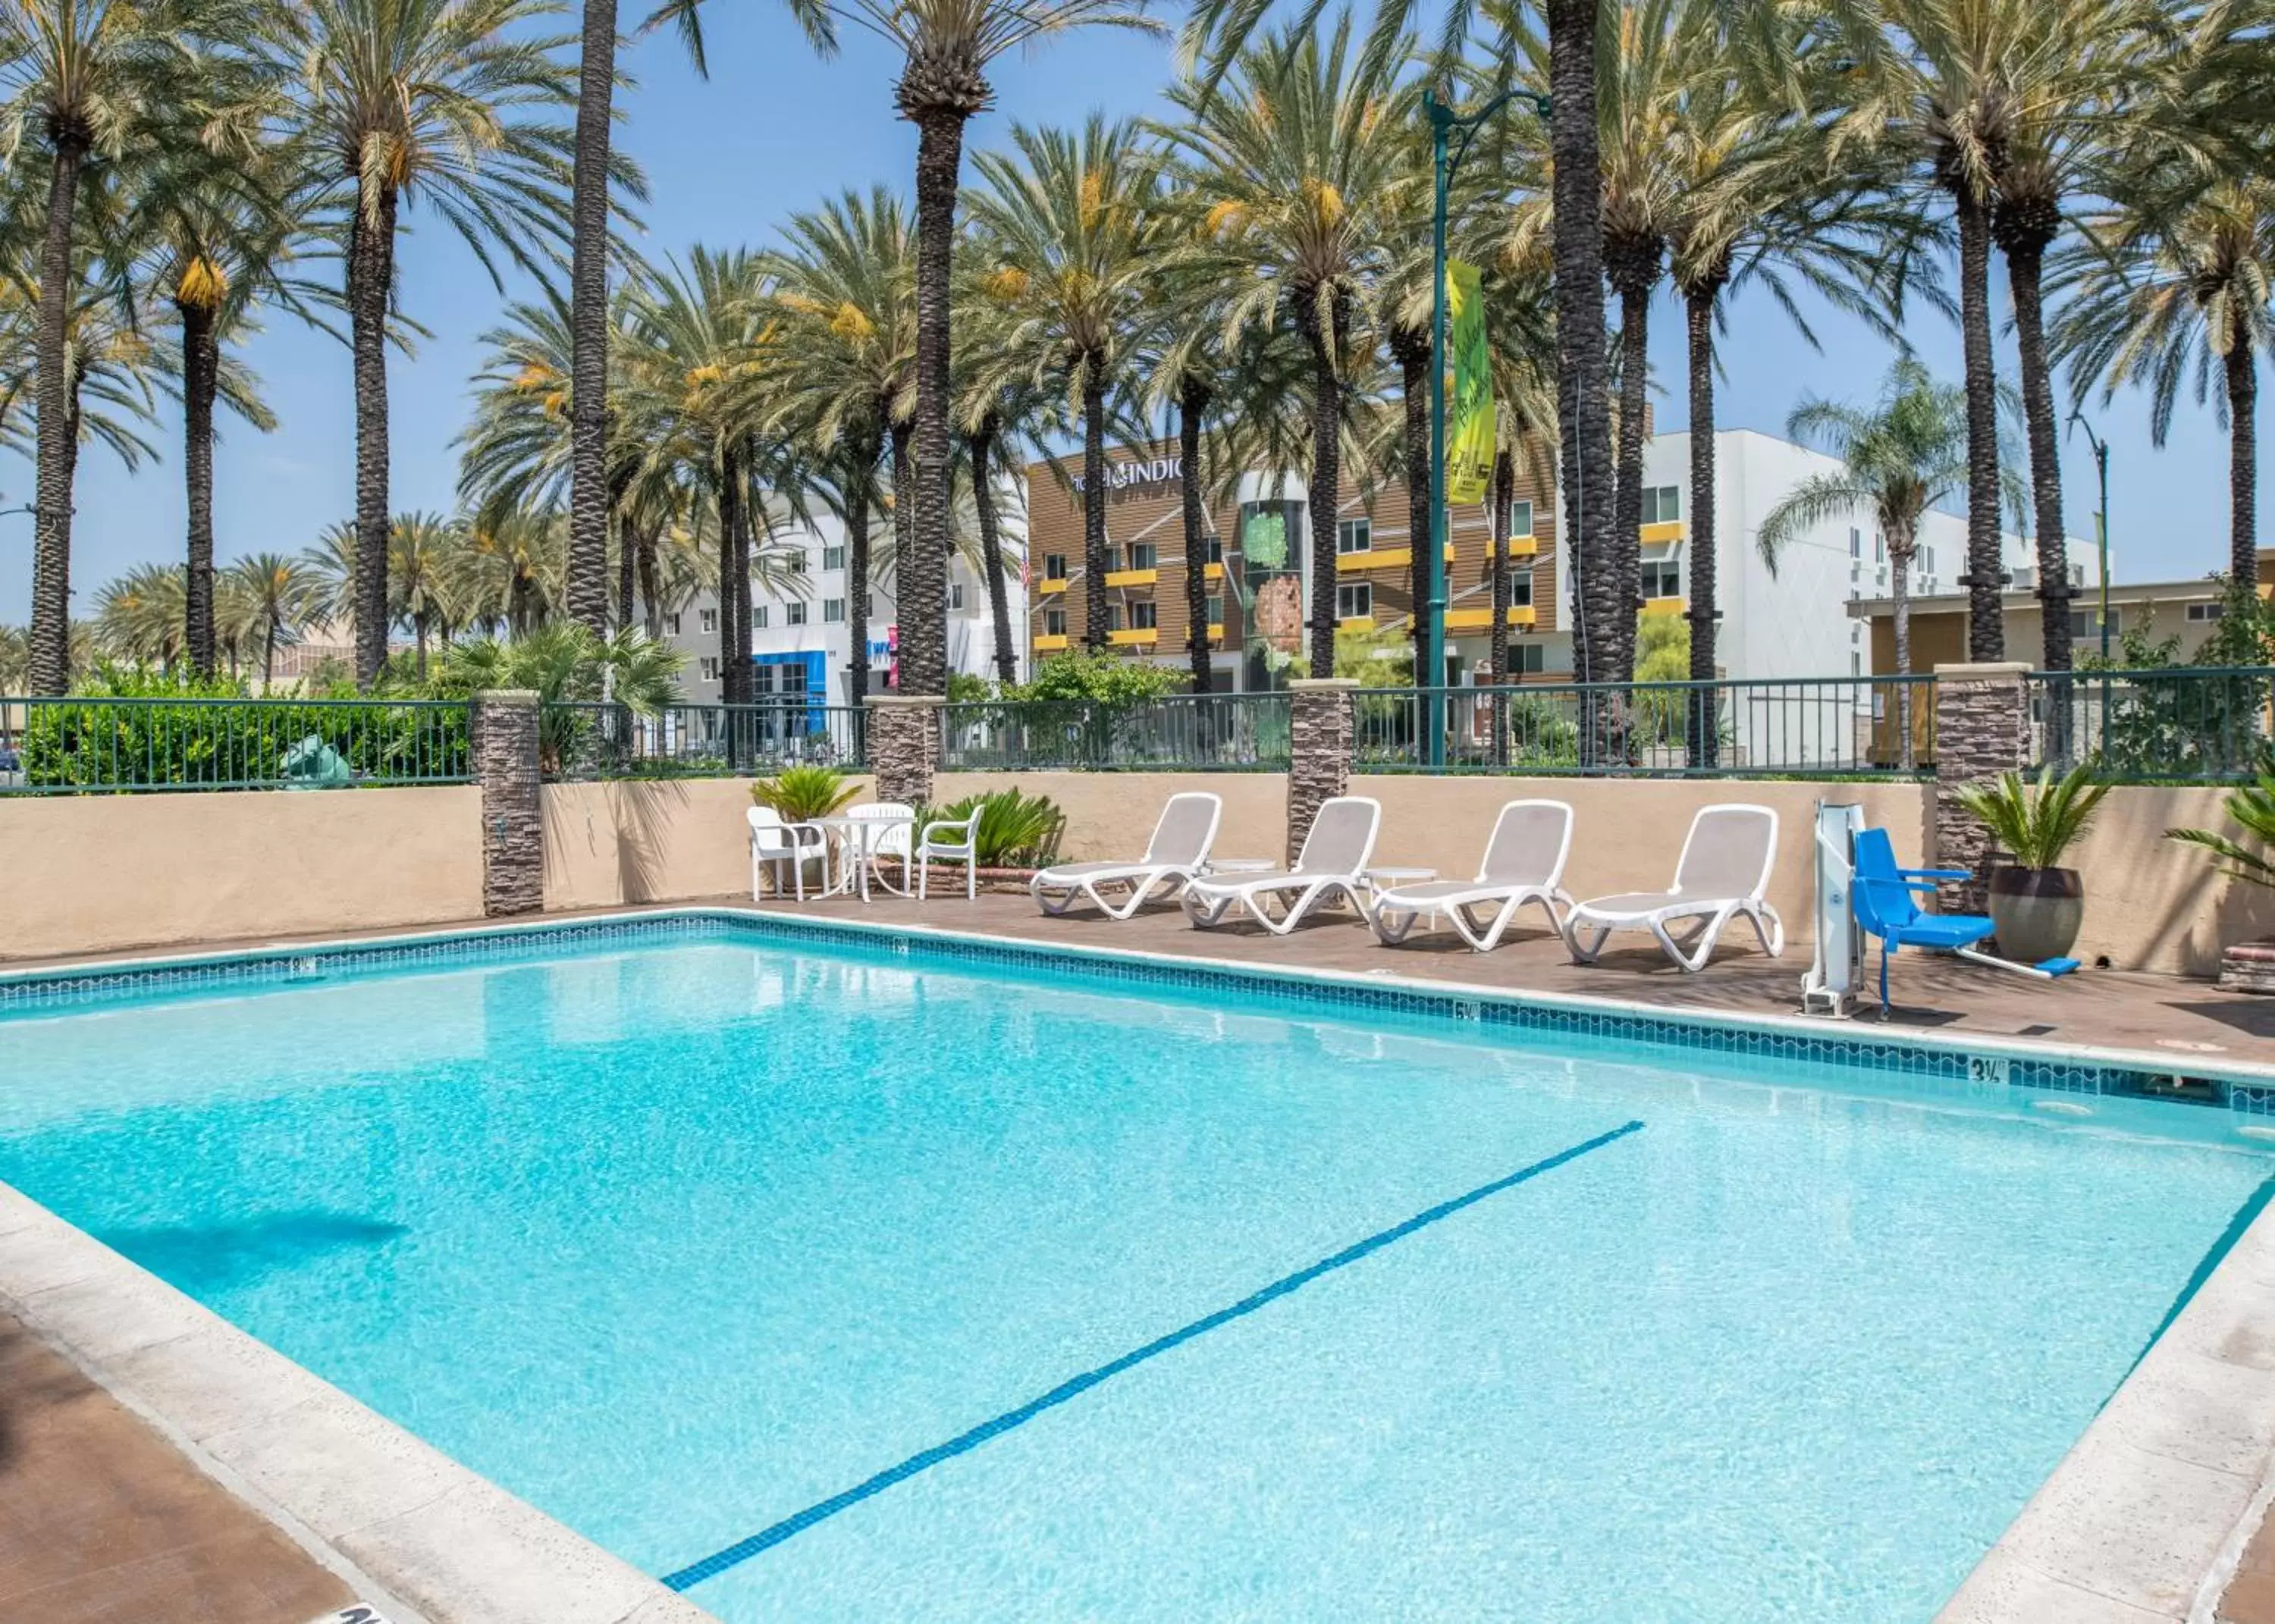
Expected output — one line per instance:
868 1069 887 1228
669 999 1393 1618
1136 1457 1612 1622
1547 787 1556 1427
1641 595 1686 616
1203 562 1225 581
1104 568 1157 587
1037 578 1068 595
1207 622 1224 639
1034 634 1068 652
1338 616 1375 632
1109 628 1158 646
1444 605 1538 630
1336 544 1456 573
1640 519 1685 544
1493 535 1539 558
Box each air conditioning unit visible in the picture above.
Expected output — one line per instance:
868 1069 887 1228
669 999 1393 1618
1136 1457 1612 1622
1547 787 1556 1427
2013 566 2037 590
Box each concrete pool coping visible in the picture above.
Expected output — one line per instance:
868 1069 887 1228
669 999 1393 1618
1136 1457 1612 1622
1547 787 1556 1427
8 902 2275 1621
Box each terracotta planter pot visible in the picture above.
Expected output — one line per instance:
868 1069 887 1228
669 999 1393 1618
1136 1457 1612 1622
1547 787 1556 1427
1985 866 2085 964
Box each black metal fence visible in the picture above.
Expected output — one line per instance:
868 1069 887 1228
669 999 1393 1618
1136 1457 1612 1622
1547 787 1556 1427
939 693 1292 771
544 702 867 780
0 696 471 793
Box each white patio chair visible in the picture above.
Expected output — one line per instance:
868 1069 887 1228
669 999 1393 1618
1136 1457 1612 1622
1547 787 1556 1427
847 801 915 892
748 805 825 901
1370 798 1575 952
1030 792 1223 920
1562 803 1784 973
917 808 985 901
1181 796 1382 936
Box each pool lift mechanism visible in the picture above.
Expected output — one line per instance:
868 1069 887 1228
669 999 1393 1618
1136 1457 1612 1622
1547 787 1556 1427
1803 801 2080 1018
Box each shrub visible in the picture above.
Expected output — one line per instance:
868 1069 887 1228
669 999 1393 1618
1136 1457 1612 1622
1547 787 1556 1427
2168 748 2275 889
1008 650 1185 705
919 788 1065 867
1954 761 2109 870
751 763 862 822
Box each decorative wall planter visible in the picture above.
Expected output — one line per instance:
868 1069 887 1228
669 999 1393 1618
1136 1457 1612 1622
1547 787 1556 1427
1986 866 2085 964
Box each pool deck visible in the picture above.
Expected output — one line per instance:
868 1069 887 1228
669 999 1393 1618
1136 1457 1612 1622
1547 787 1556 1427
7 896 2275 1622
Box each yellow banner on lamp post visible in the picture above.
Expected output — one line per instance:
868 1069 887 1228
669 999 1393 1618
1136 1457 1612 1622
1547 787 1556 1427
1445 258 1493 506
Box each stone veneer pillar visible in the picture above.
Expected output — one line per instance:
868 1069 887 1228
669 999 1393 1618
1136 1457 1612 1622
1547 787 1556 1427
865 694 941 808
472 688 542 917
1930 661 2032 913
1286 678 1357 866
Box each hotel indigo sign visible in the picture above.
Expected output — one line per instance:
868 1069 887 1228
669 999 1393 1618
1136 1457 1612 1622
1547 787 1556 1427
1071 456 1182 494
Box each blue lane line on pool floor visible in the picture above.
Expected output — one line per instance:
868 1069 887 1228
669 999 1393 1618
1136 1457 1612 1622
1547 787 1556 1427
662 1118 1646 1593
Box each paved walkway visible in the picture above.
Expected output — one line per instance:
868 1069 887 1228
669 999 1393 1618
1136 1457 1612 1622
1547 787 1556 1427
748 890 2275 1071
0 1309 350 1624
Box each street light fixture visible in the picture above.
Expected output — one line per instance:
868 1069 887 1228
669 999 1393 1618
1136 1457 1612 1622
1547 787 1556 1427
2065 410 2113 663
1425 83 1548 768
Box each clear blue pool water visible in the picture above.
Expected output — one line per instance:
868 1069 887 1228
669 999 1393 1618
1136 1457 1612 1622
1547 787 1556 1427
2 926 2268 1622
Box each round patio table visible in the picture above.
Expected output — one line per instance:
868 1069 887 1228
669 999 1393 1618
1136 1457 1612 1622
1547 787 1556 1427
795 812 920 903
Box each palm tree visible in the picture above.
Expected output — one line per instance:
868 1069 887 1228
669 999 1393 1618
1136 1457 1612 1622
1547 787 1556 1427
94 561 187 667
817 0 1159 698
228 550 320 685
1163 14 1417 678
965 116 1162 654
285 0 582 688
766 188 915 704
2053 163 2275 592
0 0 213 693
1757 360 1974 770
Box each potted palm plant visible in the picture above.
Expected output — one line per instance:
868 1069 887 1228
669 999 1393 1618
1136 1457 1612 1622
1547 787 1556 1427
2168 749 2275 992
1955 762 2110 964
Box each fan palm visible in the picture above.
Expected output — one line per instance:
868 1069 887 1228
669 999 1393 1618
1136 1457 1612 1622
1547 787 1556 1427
1163 13 1418 678
1758 359 1978 770
0 0 221 693
965 116 1163 653
766 187 915 704
2169 751 2275 891
283 0 582 688
94 561 187 667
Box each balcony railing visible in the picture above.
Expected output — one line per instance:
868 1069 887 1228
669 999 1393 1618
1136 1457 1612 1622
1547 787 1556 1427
0 696 472 793
940 692 1292 772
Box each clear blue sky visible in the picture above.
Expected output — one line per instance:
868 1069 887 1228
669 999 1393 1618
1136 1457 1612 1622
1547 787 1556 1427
0 5 2257 624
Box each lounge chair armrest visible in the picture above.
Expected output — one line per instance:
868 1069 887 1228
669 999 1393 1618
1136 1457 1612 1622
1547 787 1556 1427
1897 866 1972 883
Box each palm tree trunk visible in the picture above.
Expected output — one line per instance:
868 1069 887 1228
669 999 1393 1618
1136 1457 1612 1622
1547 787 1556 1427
970 419 1016 685
2004 231 2071 671
1081 368 1110 651
1392 325 1430 666
1545 0 1614 694
1178 379 1213 694
263 618 278 688
717 447 745 711
1955 187 2004 660
847 453 873 702
890 419 914 688
565 0 617 634
1300 299 1342 679
1891 525 1916 772
1684 281 1719 768
1489 447 1513 768
416 613 430 679
348 181 399 689
2227 325 2258 588
180 299 220 679
638 522 661 638
902 105 969 698
28 134 86 696
1611 265 1653 685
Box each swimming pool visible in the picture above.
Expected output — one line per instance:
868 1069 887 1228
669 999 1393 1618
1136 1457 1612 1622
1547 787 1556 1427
3 918 2267 1622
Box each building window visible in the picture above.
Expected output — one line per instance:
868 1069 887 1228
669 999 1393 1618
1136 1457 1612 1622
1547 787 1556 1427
751 604 768 630
1204 594 1223 625
2188 601 2225 622
868 594 880 619
1508 574 1534 608
1103 603 1122 632
698 656 720 682
785 600 808 626
699 607 718 633
1917 546 1935 576
664 612 682 635
823 544 846 570
783 550 808 575
949 582 965 610
1128 542 1156 571
1337 582 1373 619
823 597 846 623
1852 652 1862 676
1044 608 1067 636
1336 517 1372 553
1206 535 1224 564
1130 600 1157 629
1641 559 1682 599
1875 533 1887 564
2070 609 2120 638
1850 527 1862 560
1508 498 1533 538
1640 486 1681 525
1043 552 1067 580
1499 644 1545 675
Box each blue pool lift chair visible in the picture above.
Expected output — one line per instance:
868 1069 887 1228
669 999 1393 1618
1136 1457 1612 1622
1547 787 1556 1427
1850 828 2079 1011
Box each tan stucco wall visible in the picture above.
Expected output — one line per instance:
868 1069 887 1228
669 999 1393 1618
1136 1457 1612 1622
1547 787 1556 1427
1354 775 1934 942
541 776 875 910
0 785 485 961
2064 785 2275 977
930 770 1290 865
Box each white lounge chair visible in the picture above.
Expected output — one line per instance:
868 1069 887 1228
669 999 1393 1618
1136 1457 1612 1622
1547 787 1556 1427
748 806 825 901
1030 792 1223 919
1181 796 1381 936
1370 798 1574 952
1562 803 1784 973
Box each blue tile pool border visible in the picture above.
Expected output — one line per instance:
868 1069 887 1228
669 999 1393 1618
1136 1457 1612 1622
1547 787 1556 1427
2 906 2267 1109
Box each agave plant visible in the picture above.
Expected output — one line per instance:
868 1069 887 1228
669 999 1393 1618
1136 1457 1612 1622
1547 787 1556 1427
752 764 863 823
920 787 1065 868
2169 751 2275 889
1953 762 2110 871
